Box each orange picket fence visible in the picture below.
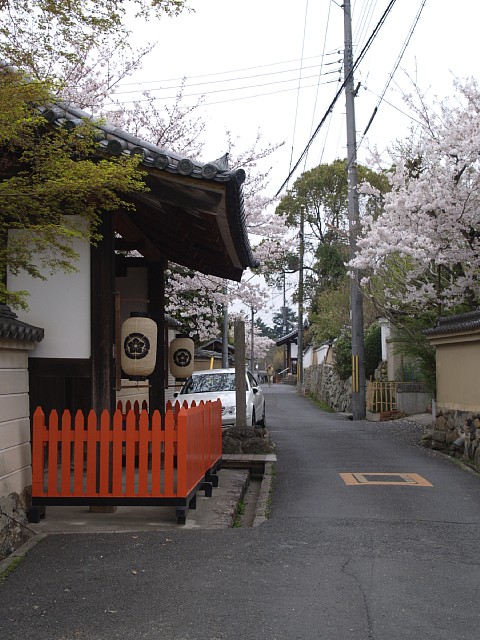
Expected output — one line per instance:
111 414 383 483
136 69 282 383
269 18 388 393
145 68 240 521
30 399 222 524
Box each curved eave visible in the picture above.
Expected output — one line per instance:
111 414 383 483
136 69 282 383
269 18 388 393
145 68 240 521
38 101 259 281
276 330 298 346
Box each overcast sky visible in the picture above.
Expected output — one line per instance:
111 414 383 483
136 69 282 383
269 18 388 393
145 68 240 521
118 0 477 320
120 0 475 191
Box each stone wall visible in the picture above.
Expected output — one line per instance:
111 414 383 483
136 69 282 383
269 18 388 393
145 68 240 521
0 305 43 561
422 410 480 472
303 364 352 413
0 343 35 560
222 427 275 454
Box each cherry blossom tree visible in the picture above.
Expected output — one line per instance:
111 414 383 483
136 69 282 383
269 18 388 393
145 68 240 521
233 312 275 362
0 1 188 113
351 78 480 316
1 0 290 336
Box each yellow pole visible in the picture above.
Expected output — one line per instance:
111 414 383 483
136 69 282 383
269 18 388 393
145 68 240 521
352 355 359 393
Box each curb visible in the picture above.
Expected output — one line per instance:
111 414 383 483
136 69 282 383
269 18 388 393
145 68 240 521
0 462 273 576
253 461 275 527
0 533 46 578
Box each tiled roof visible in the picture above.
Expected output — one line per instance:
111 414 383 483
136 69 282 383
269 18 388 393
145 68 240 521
276 329 298 346
0 304 44 343
38 100 259 280
424 309 480 336
1 61 259 281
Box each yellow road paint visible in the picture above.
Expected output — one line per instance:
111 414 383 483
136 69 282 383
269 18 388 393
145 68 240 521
340 472 433 487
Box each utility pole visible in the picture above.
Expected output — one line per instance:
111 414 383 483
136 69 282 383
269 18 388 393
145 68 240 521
344 0 366 419
282 273 287 371
234 319 247 427
250 306 255 372
297 206 304 394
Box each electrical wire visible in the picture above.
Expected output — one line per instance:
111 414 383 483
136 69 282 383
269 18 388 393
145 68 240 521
110 62 338 97
363 86 424 126
359 0 427 143
106 76 344 107
305 0 334 170
354 0 379 55
103 67 342 108
287 0 311 184
112 53 338 88
275 0 397 196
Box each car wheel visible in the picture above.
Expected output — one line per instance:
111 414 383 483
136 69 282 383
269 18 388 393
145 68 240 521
257 405 266 428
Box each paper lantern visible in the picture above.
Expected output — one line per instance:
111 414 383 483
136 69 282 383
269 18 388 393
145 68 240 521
121 313 157 379
169 336 194 379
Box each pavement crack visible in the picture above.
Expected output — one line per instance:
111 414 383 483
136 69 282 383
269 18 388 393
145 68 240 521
341 556 376 639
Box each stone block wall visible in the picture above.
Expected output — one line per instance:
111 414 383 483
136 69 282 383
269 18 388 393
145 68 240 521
303 364 352 413
421 410 480 472
0 343 35 560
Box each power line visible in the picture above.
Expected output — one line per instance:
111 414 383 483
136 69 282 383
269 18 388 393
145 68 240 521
105 76 342 109
110 53 340 88
305 0 334 171
363 86 423 126
275 0 397 196
109 62 340 97
360 0 427 140
288 0 312 182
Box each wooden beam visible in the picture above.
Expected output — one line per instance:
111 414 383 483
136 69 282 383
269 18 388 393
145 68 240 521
114 211 165 263
91 214 115 414
148 261 167 411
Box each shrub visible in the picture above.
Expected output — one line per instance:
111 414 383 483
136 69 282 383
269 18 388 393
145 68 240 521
334 330 352 380
364 322 382 379
334 322 382 381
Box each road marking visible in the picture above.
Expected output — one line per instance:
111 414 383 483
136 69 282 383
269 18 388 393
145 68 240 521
339 472 433 487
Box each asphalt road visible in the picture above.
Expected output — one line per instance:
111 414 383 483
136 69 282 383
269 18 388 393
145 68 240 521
1 384 480 640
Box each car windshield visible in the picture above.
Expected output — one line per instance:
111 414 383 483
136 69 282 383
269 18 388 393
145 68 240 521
181 372 236 394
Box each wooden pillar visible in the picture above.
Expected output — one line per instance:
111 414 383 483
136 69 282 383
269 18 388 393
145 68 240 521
91 214 115 414
148 260 167 411
234 319 247 427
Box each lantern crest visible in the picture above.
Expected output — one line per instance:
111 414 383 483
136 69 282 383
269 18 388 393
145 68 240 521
169 335 194 379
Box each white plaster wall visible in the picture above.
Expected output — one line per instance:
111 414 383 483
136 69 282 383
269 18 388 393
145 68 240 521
380 319 390 361
314 344 330 366
303 347 313 368
7 224 91 358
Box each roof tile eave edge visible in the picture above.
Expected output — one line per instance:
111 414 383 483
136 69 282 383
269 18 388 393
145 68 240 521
48 102 247 186
224 179 260 272
0 304 45 343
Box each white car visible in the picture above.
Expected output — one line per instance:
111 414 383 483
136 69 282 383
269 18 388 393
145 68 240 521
174 368 266 428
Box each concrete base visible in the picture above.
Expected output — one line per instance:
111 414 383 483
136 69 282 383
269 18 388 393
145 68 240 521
89 505 117 514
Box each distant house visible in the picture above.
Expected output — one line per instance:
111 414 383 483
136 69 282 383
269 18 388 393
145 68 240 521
276 329 299 375
194 338 235 370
